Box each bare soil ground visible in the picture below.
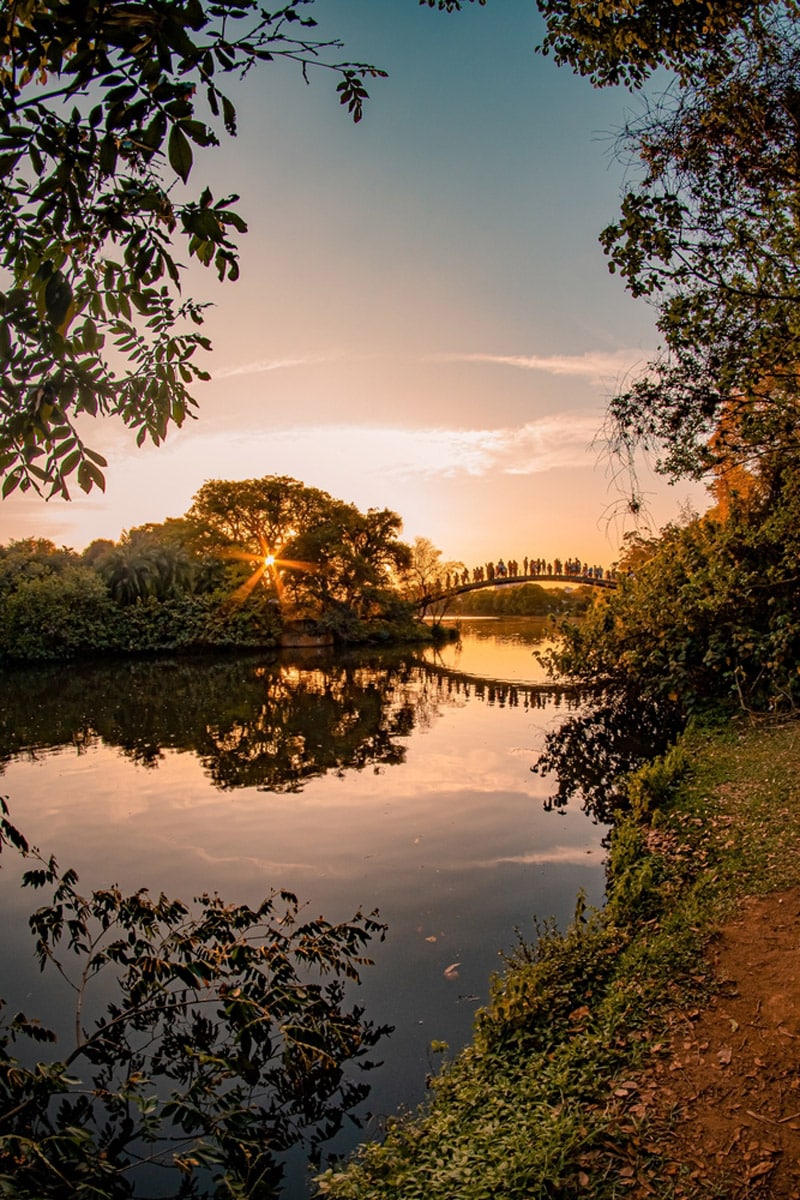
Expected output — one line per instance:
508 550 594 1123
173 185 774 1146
632 886 800 1198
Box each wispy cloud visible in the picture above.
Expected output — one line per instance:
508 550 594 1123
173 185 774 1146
211 352 345 380
208 411 605 482
211 347 651 386
431 348 650 386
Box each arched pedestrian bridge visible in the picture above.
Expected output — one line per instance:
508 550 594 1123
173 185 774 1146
415 569 617 615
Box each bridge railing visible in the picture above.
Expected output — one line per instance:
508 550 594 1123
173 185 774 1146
414 570 617 610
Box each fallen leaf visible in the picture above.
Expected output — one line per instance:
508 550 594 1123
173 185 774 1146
718 1046 733 1066
747 1160 776 1181
443 962 461 979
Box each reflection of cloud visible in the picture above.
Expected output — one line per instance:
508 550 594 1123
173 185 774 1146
484 847 602 866
431 349 649 386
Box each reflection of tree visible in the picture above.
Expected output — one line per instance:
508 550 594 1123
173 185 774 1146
0 804 390 1198
201 665 417 792
0 653 487 791
0 651 587 793
533 694 684 823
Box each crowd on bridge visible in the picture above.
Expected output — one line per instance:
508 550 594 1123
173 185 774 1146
434 556 617 594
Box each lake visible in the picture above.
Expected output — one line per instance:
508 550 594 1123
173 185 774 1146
0 616 608 1195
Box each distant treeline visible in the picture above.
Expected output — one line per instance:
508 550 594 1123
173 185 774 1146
0 548 286 663
446 582 595 618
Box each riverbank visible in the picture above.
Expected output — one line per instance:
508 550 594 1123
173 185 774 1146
315 713 800 1198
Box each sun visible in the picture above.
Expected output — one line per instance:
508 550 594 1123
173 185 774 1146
219 540 317 609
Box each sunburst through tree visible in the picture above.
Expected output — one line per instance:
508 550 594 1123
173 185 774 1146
186 476 412 629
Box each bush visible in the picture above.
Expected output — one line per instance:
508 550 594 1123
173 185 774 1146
0 801 389 1198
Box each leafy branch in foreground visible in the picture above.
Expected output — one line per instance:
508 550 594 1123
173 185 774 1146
0 0 390 499
0 798 390 1198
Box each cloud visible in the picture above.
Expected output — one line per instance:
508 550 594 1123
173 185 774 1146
210 347 652 388
242 413 605 481
211 352 345 380
0 412 611 550
128 412 606 492
431 348 651 387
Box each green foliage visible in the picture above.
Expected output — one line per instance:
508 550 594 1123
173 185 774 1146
0 1 393 498
188 475 413 631
625 743 689 821
535 1 800 484
0 799 389 1197
92 524 206 605
0 578 283 662
536 0 763 88
473 900 624 1059
544 478 800 715
316 906 628 1199
0 536 79 595
600 12 800 480
0 1 488 499
452 582 593 617
0 475 426 660
0 562 118 660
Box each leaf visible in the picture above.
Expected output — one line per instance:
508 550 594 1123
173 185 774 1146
98 133 118 177
168 124 193 184
44 271 73 329
221 94 237 135
59 450 82 476
1 471 21 498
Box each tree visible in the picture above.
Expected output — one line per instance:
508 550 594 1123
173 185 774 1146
287 503 412 623
92 523 203 604
0 0 484 502
0 800 390 1198
601 13 800 484
401 537 464 598
186 475 412 627
0 535 77 595
536 2 800 490
543 464 800 715
536 0 764 88
188 475 332 562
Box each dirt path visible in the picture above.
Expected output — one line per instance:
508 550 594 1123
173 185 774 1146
634 887 800 1198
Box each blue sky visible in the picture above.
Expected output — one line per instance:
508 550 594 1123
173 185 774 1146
1 0 708 567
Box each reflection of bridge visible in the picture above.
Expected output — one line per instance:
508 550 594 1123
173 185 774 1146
415 571 617 614
415 656 583 712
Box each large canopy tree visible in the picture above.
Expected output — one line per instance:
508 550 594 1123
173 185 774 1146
186 474 411 623
536 0 800 493
0 0 482 501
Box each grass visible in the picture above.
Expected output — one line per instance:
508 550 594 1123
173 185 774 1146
313 712 800 1199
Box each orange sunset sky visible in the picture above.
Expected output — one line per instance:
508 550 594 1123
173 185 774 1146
1 1 709 568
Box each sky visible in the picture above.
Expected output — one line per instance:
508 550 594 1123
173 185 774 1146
0 0 709 569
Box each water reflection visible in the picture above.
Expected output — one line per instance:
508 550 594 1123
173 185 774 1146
0 621 611 1197
533 693 685 823
0 646 580 794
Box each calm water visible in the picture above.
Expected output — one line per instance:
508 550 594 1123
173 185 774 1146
0 617 608 1193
